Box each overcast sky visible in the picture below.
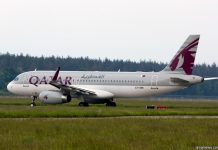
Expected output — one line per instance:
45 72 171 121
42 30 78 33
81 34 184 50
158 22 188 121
0 0 218 64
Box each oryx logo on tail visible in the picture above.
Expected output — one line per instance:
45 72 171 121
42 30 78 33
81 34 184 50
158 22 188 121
163 35 200 75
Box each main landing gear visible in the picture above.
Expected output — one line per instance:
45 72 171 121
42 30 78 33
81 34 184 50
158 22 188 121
77 98 117 107
30 96 37 107
78 102 89 107
106 101 116 107
78 96 89 107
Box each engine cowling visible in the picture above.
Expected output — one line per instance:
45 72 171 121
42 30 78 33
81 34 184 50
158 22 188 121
39 91 71 104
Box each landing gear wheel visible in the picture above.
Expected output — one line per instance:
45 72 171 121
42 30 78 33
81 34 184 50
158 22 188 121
30 96 37 107
111 102 116 107
78 102 89 107
106 101 116 107
30 102 36 107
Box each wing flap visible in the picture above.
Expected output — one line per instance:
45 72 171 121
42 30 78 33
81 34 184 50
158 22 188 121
70 86 96 95
49 80 96 96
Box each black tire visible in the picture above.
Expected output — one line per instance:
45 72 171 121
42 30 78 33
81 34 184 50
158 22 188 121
30 102 36 107
66 95 72 102
78 102 89 107
106 101 116 107
78 102 84 107
84 102 89 107
111 102 116 107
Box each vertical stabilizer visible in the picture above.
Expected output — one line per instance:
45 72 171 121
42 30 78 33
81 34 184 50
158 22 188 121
162 35 200 75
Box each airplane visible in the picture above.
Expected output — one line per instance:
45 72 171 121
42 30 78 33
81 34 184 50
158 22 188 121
7 35 218 107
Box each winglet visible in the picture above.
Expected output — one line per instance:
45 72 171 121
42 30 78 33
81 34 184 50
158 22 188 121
52 67 60 81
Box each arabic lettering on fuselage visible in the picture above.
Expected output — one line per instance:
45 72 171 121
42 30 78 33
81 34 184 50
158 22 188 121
28 74 105 85
81 74 105 79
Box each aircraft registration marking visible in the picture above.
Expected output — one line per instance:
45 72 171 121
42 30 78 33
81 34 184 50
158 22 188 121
135 86 144 89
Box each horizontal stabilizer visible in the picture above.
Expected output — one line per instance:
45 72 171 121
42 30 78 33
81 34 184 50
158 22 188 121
204 77 218 81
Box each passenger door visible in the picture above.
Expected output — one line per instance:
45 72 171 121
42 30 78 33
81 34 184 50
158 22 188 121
151 75 158 90
23 73 29 87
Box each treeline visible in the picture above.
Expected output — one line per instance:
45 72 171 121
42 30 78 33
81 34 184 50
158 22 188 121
0 53 218 96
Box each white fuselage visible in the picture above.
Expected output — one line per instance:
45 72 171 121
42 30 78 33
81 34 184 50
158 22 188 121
7 71 203 99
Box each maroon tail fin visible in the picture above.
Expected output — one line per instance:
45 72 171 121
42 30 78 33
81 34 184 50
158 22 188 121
163 35 200 75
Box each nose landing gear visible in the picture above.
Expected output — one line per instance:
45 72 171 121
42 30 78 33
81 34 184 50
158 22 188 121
30 96 37 107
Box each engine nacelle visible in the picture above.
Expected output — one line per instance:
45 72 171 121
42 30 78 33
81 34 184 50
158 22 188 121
39 91 71 104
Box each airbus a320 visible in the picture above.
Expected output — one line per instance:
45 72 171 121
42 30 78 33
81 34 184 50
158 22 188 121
7 35 218 107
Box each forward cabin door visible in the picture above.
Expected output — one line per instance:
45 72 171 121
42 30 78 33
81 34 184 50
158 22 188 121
151 75 158 90
23 73 29 88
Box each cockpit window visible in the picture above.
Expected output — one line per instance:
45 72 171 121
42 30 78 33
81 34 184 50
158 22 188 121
13 77 19 81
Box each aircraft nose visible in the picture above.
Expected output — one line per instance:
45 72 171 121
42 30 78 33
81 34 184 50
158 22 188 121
7 82 13 92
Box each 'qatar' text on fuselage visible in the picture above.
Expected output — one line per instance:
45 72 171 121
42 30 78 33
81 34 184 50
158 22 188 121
29 76 72 85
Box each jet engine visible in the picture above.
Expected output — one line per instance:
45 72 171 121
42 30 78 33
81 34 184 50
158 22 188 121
39 91 71 104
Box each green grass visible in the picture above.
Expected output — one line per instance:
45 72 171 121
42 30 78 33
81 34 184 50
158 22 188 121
0 97 218 149
0 118 218 150
0 97 218 118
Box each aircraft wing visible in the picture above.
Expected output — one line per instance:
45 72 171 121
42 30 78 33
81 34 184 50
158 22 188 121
49 67 114 99
50 80 96 95
70 86 96 95
49 67 96 96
